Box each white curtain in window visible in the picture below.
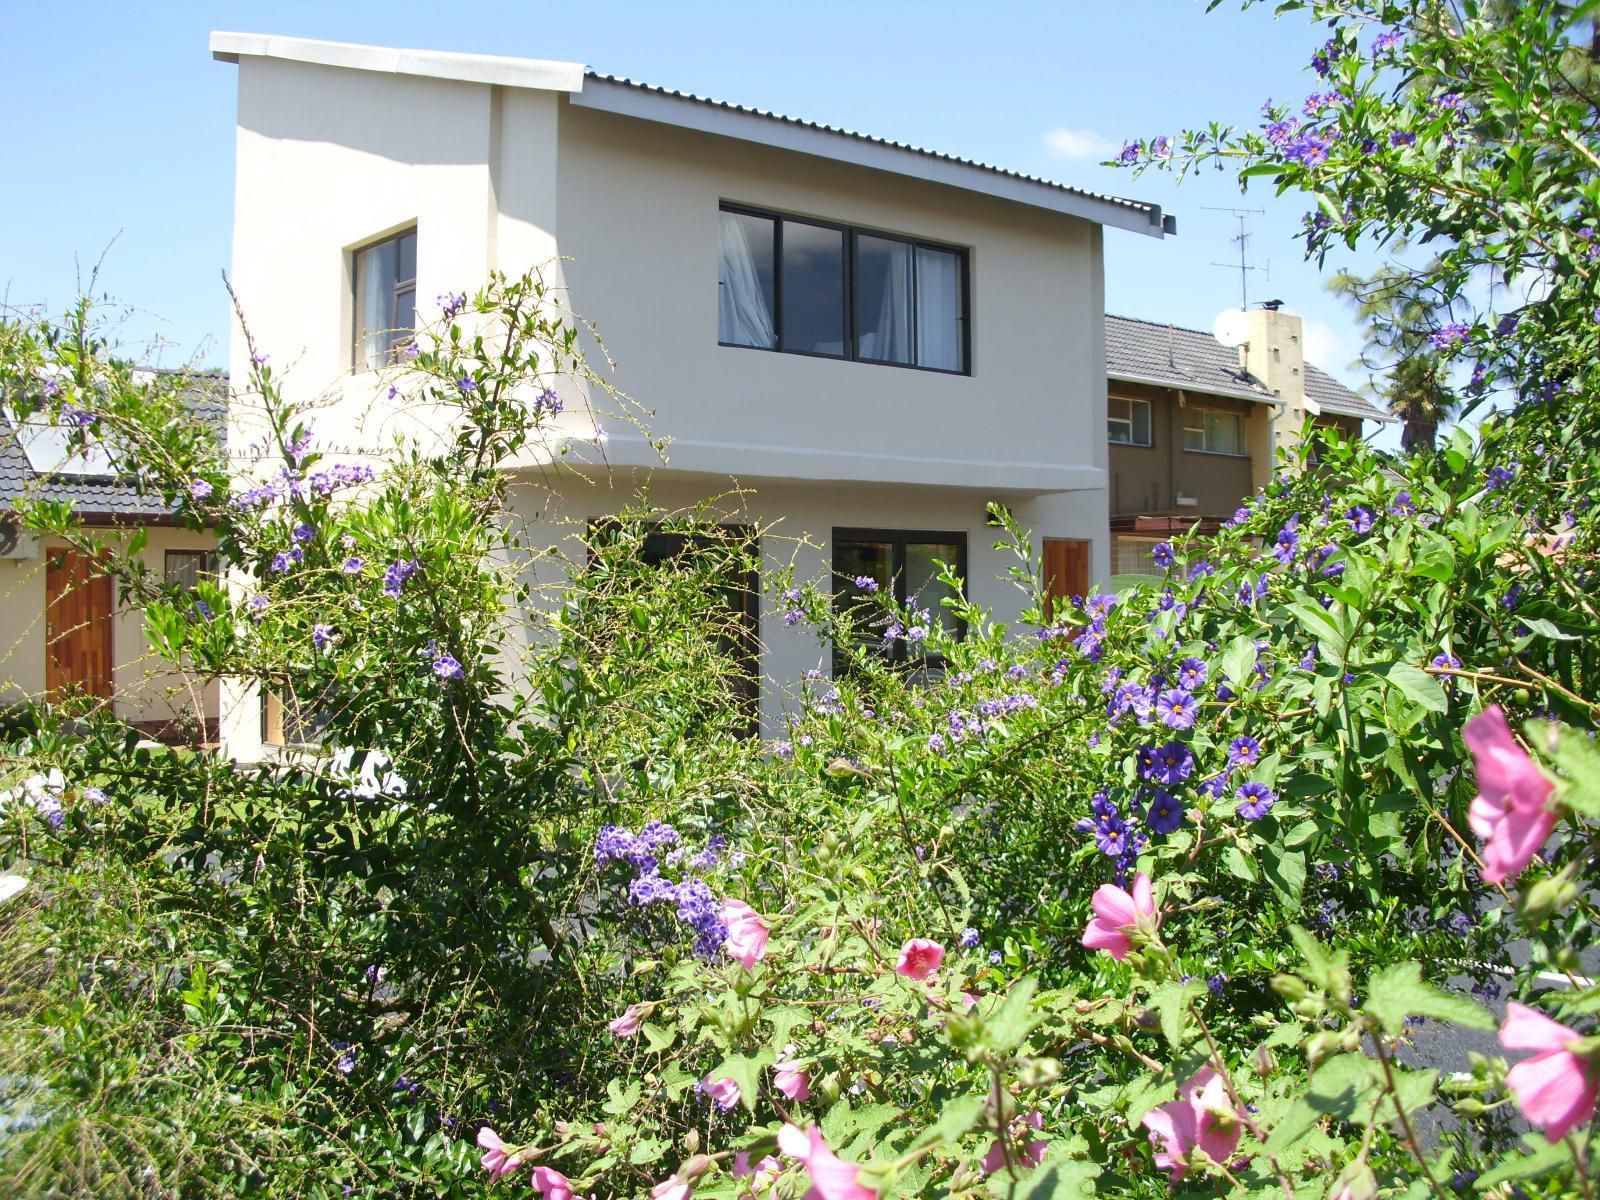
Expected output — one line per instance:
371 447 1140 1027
868 241 913 362
356 243 393 369
915 247 962 370
718 213 776 348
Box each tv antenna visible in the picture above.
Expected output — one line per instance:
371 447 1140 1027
1203 206 1268 310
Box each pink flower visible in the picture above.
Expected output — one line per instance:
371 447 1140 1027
1501 1002 1598 1142
778 1124 875 1200
609 1002 653 1037
477 1126 525 1182
1465 706 1557 884
703 1073 741 1111
1081 871 1158 961
723 899 770 969
895 938 945 981
652 1179 691 1200
531 1166 574 1200
1141 1066 1240 1180
774 1058 811 1101
980 1111 1048 1174
733 1153 780 1178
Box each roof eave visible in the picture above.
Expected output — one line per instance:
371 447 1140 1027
209 31 586 92
1107 370 1271 404
571 77 1170 238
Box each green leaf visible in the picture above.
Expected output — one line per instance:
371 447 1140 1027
1306 1054 1378 1120
1542 723 1600 817
908 1093 985 1151
1224 843 1260 883
1221 635 1257 694
641 1022 676 1053
986 978 1041 1052
1148 979 1205 1049
710 1053 764 1113
1262 848 1306 909
1364 963 1494 1034
1262 1098 1321 1155
1377 662 1448 714
763 1005 812 1052
996 1159 1100 1200
603 1077 642 1116
1475 1133 1571 1187
1287 601 1345 650
1516 617 1580 642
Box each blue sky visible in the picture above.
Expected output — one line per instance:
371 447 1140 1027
1 1 1397 444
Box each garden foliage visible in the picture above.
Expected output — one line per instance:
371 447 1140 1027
3 2 1600 1197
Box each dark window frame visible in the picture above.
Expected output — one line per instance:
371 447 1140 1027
352 226 418 371
163 549 218 592
585 520 762 735
1181 405 1249 457
718 203 971 376
831 527 969 673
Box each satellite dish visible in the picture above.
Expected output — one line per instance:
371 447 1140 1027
1212 308 1250 349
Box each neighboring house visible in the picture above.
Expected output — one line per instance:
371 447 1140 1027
1104 304 1391 575
0 372 224 742
209 33 1174 753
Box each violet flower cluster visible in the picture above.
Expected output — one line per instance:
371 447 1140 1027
595 822 732 958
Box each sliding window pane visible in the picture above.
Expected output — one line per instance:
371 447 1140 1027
718 211 777 348
780 222 846 356
834 538 893 654
354 238 400 370
854 236 914 363
914 246 964 371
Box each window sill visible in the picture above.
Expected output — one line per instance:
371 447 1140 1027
1181 448 1251 459
717 340 970 378
1108 439 1156 449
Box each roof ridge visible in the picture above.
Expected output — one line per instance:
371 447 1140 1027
1106 313 1217 338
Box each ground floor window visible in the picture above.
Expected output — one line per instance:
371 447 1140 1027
832 528 966 671
164 549 218 591
1112 536 1167 579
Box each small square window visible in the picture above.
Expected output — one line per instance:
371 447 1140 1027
164 549 217 592
1109 397 1152 446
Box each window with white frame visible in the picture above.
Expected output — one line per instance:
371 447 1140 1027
1108 396 1153 446
1112 536 1166 578
1182 407 1246 455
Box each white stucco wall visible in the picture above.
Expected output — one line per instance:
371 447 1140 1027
0 528 221 731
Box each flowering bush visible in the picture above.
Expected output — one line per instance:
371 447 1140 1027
4 3 1600 1197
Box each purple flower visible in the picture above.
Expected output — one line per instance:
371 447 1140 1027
1096 822 1129 857
1372 28 1403 56
1486 465 1515 491
989 950 1003 966
1284 132 1333 167
1150 741 1195 786
247 595 269 619
270 551 295 573
1496 313 1520 337
1428 323 1470 350
312 624 333 649
456 377 477 394
401 340 421 359
1346 505 1374 534
334 1043 357 1075
1228 736 1261 767
431 653 464 680
1150 135 1173 158
1176 657 1208 689
382 558 420 598
959 927 980 949
1150 541 1176 569
1117 139 1142 164
439 291 467 320
1236 781 1277 821
854 575 879 592
1433 91 1466 112
293 522 315 543
1155 688 1198 729
1145 789 1184 835
341 557 364 575
1272 523 1300 565
189 479 213 501
1389 130 1416 148
1390 492 1415 516
252 351 270 367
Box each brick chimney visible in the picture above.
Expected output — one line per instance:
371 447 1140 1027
1241 303 1314 482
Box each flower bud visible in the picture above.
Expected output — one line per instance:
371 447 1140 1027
1451 1098 1487 1116
682 1129 699 1155
682 1155 713 1180
1252 1044 1277 1077
1518 877 1569 923
1306 1030 1343 1066
1018 1057 1062 1088
1271 974 1308 1002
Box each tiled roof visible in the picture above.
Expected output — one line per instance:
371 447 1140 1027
1106 314 1391 422
0 371 227 520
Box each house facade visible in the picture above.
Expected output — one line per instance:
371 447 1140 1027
0 374 223 742
1103 305 1389 576
209 33 1172 753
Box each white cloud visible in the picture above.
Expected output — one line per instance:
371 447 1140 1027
1300 317 1349 375
1042 128 1117 160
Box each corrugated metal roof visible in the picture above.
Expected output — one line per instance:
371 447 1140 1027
1106 314 1391 422
580 71 1169 233
0 372 227 520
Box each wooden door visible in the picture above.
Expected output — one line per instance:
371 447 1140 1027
1042 538 1090 619
45 551 114 700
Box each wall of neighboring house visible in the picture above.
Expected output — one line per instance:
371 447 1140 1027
0 526 221 736
1107 382 1262 518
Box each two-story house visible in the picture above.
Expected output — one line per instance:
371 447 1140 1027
1102 304 1389 576
209 33 1173 752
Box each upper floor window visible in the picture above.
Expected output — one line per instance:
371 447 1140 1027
353 228 417 370
718 206 968 374
1183 407 1246 456
1108 396 1153 446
